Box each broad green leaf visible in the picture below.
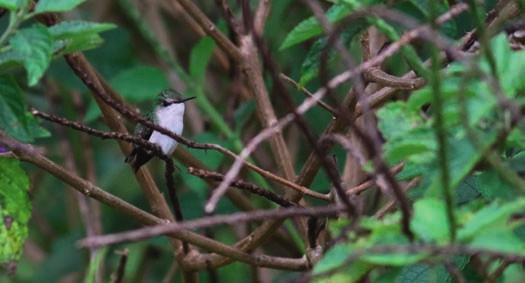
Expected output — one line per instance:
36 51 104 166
49 21 116 39
0 158 31 271
395 256 468 283
280 4 351 50
475 170 519 200
458 198 525 241
189 36 215 82
49 21 116 55
10 25 53 86
378 102 424 141
34 0 85 14
313 243 372 283
110 65 169 103
358 215 426 266
0 0 21 10
411 198 450 243
470 229 525 255
0 76 49 141
426 133 496 197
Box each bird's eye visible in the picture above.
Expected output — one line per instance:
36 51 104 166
161 99 170 107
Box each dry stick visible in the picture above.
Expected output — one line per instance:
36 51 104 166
210 3 468 211
188 5 468 270
188 167 300 207
445 261 466 283
483 260 511 283
205 34 298 213
345 163 404 195
364 67 426 90
253 23 358 219
254 0 271 36
79 205 345 248
110 249 129 283
214 0 242 38
279 74 338 116
0 132 312 271
374 178 420 219
173 0 242 62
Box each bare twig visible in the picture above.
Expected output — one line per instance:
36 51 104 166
172 0 242 62
110 249 129 283
280 73 338 116
79 205 345 248
188 167 304 207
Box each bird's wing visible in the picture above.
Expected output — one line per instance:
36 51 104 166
125 114 155 171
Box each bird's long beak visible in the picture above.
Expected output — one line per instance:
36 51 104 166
176 96 196 103
163 96 196 105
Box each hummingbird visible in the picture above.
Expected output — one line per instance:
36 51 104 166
125 89 195 171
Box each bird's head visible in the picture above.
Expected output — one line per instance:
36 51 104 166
158 89 196 108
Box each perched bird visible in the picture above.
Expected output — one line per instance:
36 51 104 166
125 89 195 171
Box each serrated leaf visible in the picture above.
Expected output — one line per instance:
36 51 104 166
48 21 115 55
189 36 215 82
10 25 53 86
0 158 31 272
0 76 49 141
280 4 351 50
411 198 450 243
34 0 84 14
49 21 116 39
110 66 168 103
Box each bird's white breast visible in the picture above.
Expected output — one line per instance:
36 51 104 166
148 103 184 155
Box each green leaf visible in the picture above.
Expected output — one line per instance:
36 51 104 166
458 198 525 241
0 0 22 10
0 158 31 272
34 0 85 14
0 76 49 141
189 36 215 82
313 243 372 283
475 170 519 200
411 198 450 243
280 4 351 50
470 229 525 255
9 25 53 86
395 256 468 283
49 21 116 55
109 65 169 103
49 21 116 39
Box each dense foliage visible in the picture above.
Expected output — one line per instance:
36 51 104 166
1 0 525 282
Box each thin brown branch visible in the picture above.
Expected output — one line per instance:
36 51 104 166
79 205 344 248
280 73 338 116
110 249 129 283
364 68 426 90
345 163 404 195
0 131 313 271
483 260 511 283
189 167 304 207
172 0 242 62
254 0 271 35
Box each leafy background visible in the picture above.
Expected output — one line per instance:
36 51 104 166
1 0 525 282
